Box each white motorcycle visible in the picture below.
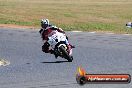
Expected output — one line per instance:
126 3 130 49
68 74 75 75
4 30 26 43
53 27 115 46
47 30 74 62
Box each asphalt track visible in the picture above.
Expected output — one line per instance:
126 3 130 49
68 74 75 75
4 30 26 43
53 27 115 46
0 28 132 88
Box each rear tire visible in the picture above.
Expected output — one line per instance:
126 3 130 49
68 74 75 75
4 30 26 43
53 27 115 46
59 45 73 62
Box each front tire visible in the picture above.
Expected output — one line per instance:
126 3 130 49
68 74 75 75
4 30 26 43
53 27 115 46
59 45 73 62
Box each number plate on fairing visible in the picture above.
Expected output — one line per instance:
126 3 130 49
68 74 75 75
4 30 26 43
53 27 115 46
47 31 67 49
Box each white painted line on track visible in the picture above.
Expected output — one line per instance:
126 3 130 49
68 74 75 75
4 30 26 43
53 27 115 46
106 33 115 35
72 31 82 32
123 34 132 36
88 32 96 33
71 31 132 36
0 58 10 66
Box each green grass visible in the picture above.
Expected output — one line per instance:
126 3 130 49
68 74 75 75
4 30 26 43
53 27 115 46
0 19 32 26
0 0 132 33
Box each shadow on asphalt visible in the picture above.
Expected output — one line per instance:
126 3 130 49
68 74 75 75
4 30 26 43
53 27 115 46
41 61 69 63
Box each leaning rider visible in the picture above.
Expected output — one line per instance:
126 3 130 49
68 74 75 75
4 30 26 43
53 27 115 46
39 19 73 58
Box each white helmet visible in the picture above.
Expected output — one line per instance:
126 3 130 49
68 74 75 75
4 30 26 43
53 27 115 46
41 19 50 29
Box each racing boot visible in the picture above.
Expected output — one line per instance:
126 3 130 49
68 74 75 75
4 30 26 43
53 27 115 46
69 44 75 48
67 44 72 55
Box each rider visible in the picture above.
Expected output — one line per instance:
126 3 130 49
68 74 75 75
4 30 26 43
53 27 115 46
39 19 73 58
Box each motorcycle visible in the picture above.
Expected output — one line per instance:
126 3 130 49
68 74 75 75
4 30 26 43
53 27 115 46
47 30 74 62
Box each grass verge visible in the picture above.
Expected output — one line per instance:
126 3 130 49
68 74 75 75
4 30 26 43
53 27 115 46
0 0 132 33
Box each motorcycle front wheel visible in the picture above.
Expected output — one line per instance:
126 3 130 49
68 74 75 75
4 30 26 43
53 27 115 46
59 45 73 62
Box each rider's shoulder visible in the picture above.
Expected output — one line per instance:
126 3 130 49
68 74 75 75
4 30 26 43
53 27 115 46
49 25 58 28
49 25 58 29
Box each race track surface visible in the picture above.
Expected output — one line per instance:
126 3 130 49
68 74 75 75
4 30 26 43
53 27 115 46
0 28 132 88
